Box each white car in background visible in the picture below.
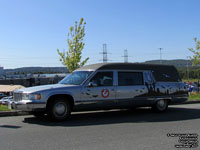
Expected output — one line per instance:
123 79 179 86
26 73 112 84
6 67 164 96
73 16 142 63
0 93 7 99
0 96 13 105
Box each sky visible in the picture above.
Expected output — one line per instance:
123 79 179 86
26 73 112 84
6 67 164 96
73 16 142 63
0 0 200 69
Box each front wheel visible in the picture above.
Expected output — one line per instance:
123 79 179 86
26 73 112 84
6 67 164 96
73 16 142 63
47 98 71 121
152 99 168 112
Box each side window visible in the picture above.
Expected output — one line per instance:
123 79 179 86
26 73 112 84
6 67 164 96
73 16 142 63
90 72 113 86
118 72 144 86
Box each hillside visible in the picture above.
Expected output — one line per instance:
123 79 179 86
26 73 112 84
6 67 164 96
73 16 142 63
3 59 195 76
5 67 69 75
144 59 192 67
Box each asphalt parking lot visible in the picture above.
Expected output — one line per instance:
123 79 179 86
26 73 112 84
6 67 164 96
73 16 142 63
0 103 200 150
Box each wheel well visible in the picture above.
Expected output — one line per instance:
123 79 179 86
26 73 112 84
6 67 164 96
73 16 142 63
47 94 74 110
166 99 171 104
154 98 171 105
156 98 171 102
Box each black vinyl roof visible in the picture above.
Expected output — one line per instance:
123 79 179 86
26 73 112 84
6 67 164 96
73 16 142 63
77 63 181 82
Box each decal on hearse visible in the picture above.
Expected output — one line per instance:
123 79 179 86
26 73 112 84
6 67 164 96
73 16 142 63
101 89 110 98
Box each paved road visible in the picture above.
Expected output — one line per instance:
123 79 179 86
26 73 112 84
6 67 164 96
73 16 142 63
0 104 200 150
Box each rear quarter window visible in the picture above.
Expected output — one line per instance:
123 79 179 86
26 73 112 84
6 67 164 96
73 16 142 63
118 72 144 86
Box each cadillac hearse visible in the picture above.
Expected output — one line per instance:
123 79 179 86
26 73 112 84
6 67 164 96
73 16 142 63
11 63 188 121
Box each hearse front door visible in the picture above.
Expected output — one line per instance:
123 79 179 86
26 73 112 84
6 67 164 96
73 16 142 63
81 71 116 110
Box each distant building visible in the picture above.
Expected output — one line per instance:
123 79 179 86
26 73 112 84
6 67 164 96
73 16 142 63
0 66 4 78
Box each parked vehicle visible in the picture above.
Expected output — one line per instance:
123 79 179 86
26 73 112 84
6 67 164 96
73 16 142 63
11 63 188 121
0 96 13 105
0 93 7 99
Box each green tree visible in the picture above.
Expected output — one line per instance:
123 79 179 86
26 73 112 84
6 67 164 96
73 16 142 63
189 37 200 65
57 18 89 72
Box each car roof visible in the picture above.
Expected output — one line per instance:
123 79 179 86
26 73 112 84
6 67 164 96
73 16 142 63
76 63 181 82
76 63 174 70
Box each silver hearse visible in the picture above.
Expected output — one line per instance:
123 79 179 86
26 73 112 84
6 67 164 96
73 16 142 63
11 63 188 121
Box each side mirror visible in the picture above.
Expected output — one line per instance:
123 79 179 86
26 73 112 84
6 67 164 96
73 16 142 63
88 82 97 87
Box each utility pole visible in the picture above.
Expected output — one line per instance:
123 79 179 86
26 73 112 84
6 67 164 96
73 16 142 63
158 48 163 64
100 44 108 63
122 49 128 63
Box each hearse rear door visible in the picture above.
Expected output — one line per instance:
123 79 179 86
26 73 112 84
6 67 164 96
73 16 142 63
116 71 148 107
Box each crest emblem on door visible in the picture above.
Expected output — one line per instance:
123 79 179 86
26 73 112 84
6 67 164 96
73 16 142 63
101 89 110 98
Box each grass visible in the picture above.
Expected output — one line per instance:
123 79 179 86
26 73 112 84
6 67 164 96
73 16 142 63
182 79 200 83
189 92 200 101
0 105 11 111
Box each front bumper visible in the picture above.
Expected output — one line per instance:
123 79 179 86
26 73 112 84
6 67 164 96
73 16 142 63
9 100 46 112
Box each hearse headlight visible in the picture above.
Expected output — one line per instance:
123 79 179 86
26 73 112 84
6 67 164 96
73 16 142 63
22 93 41 100
29 93 41 100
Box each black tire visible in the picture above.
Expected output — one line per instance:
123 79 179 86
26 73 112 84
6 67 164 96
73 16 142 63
128 107 136 111
152 99 168 112
47 97 71 121
32 111 45 117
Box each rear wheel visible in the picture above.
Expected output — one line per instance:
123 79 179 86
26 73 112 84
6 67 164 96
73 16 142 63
47 97 71 121
152 99 168 112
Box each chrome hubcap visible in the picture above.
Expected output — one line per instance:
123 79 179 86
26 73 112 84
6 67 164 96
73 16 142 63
158 100 165 108
54 102 67 116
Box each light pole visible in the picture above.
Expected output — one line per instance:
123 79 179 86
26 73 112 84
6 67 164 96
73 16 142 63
159 48 163 64
187 56 190 80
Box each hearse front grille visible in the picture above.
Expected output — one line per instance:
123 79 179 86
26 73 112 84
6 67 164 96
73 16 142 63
13 93 22 102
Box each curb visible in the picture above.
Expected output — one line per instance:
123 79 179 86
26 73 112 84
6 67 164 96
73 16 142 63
1 100 200 117
0 110 30 117
182 100 200 104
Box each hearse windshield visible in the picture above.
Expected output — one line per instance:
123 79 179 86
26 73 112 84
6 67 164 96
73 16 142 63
59 71 93 85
